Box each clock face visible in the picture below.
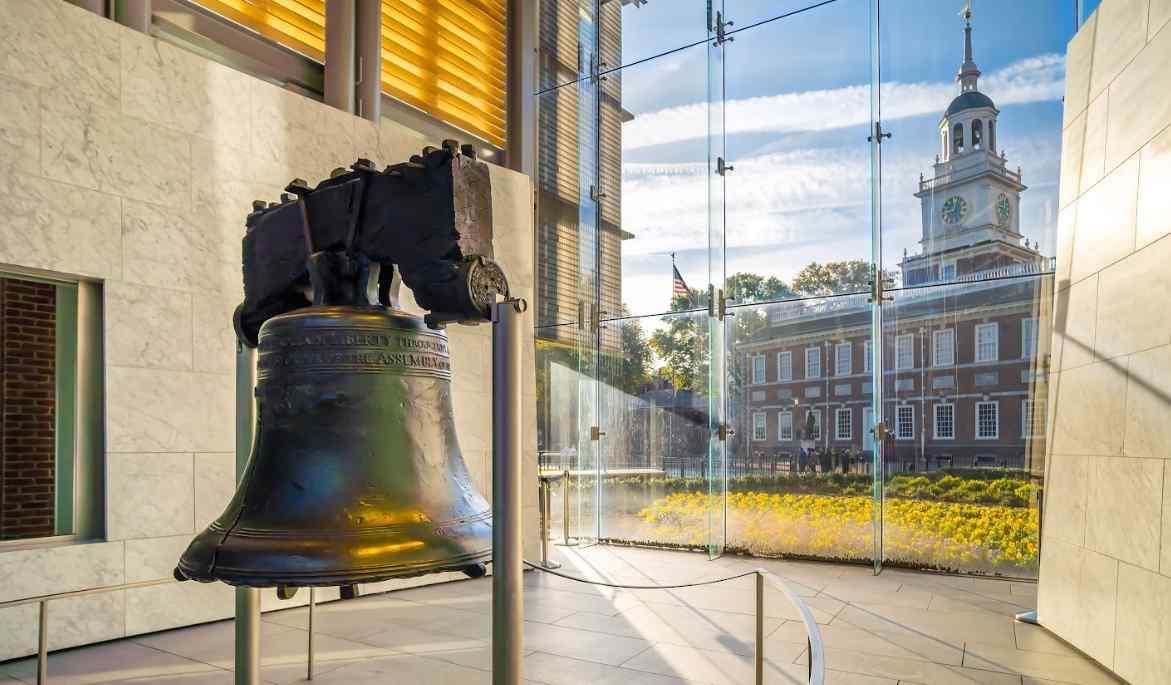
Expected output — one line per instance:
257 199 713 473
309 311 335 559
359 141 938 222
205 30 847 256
996 193 1012 224
941 196 968 225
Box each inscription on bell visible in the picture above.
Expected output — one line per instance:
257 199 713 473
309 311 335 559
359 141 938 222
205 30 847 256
258 327 452 378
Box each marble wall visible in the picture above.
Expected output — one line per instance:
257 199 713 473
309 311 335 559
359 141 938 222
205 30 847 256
0 0 537 660
1038 1 1171 683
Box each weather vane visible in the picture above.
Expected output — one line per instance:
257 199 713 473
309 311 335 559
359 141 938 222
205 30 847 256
960 0 973 23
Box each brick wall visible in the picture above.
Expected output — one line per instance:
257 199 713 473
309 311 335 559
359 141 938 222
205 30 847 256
0 277 58 540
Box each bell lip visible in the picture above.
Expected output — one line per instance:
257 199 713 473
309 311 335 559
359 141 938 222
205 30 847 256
174 548 491 588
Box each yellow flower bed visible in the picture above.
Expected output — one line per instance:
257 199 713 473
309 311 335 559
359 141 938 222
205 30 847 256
638 491 1038 573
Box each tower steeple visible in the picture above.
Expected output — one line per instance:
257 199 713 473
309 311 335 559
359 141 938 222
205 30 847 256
957 2 981 93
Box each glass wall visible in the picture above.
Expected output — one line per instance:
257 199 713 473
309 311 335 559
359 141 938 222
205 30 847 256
535 0 1078 578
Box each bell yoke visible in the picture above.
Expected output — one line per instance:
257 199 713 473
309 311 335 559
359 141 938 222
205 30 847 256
174 141 509 590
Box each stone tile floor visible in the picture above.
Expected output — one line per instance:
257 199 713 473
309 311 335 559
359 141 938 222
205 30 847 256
0 545 1121 684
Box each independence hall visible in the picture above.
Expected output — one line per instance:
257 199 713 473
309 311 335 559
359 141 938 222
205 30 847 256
737 30 1050 472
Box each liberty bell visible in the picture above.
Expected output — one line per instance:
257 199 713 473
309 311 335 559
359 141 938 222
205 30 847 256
175 142 508 589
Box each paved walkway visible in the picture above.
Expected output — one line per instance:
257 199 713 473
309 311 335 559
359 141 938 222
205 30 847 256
1 546 1121 684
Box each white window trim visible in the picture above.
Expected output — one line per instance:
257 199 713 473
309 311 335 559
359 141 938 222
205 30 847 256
835 342 852 376
932 328 955 367
940 260 957 281
778 351 792 382
975 322 999 362
934 403 956 440
751 355 766 385
896 334 914 370
1021 317 1038 359
895 405 915 440
1021 399 1036 438
805 347 821 379
779 410 794 441
752 412 767 441
976 400 1000 440
835 407 852 440
863 339 873 373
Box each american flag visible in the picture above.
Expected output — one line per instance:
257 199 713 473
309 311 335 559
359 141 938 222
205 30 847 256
672 263 691 303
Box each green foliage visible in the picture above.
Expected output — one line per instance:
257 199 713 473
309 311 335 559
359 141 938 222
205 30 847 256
791 260 872 297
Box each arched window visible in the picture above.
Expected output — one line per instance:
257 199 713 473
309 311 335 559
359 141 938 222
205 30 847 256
972 119 983 149
941 130 949 160
953 123 964 154
989 120 996 154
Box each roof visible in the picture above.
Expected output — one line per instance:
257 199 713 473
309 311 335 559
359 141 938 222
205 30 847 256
946 90 997 117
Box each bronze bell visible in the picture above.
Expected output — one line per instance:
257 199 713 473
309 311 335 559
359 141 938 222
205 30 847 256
175 305 491 587
175 146 507 589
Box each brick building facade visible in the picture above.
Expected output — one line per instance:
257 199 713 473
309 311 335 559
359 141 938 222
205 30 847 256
0 277 59 540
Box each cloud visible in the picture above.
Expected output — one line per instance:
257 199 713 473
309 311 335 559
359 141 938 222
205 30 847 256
623 54 1066 150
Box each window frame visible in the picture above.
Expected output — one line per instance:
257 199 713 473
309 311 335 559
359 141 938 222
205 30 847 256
778 351 792 382
751 355 766 385
779 410 794 441
752 412 767 441
835 342 852 376
863 339 873 373
934 403 956 440
895 405 915 440
895 334 914 370
975 322 999 363
932 328 955 367
805 347 821 379
976 400 1000 440
1021 317 1039 359
835 407 852 441
805 409 822 441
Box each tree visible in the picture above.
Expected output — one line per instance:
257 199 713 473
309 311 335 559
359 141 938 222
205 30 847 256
791 260 872 297
615 308 652 394
725 272 794 304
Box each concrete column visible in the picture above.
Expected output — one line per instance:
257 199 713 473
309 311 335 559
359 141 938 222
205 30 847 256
354 0 382 122
506 0 538 176
324 0 356 113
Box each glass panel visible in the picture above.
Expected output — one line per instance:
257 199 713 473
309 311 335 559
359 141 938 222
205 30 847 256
723 0 851 36
879 275 1052 577
706 13 727 558
724 294 876 564
535 322 581 541
594 309 710 548
723 0 874 308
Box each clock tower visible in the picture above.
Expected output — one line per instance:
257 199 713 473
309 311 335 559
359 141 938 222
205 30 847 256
901 5 1038 286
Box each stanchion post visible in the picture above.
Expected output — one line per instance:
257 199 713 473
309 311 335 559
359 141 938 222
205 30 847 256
307 588 315 680
755 572 764 685
235 341 261 685
37 600 47 685
561 468 571 544
491 298 525 685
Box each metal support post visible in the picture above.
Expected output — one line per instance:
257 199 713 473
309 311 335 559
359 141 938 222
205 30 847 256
491 299 525 685
559 468 574 546
538 478 561 569
354 0 382 121
755 572 764 685
323 0 356 113
307 588 316 680
36 601 47 685
235 342 261 685
113 0 150 32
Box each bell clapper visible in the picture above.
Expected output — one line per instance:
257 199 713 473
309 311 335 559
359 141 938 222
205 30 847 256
276 585 299 601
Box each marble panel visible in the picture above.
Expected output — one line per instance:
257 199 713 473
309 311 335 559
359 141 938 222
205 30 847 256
448 326 490 389
1114 562 1171 685
1073 547 1119 668
1095 231 1171 359
120 29 250 149
1058 112 1085 211
1041 454 1087 546
1123 344 1171 459
0 0 120 109
1085 456 1163 570
1136 124 1171 248
0 74 40 195
41 96 190 209
1152 0 1171 39
1054 273 1098 371
1079 93 1109 193
452 388 491 455
378 117 429 165
194 452 235 530
1049 360 1128 456
1069 154 1138 285
0 591 125 661
125 535 192 583
122 198 237 294
1036 537 1078 639
489 165 535 290
1054 202 1076 289
1063 11 1097 128
106 280 193 370
354 118 380 162
193 293 238 374
249 79 352 186
0 541 123 603
125 581 234 636
108 452 196 541
1089 0 1149 100
1106 17 1171 170
0 174 122 280
107 367 233 453
1163 461 1171 576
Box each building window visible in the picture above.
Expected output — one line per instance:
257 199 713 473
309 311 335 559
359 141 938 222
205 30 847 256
1022 399 1045 438
896 334 914 370
779 411 794 441
1021 318 1039 359
863 339 873 373
752 413 767 441
191 0 325 61
751 355 765 384
934 403 955 439
940 262 956 281
976 401 999 439
975 322 999 362
896 405 914 439
778 351 792 382
862 406 874 451
835 408 852 440
972 118 983 149
953 122 964 154
932 329 955 367
805 347 821 379
803 410 822 441
835 342 852 376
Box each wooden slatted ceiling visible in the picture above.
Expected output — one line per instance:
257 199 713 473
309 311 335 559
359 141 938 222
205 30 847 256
381 0 508 148
192 0 326 61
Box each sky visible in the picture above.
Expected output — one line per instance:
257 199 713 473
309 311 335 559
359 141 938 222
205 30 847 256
575 0 1081 323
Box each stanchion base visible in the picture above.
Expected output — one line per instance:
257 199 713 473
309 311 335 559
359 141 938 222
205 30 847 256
1015 610 1038 625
